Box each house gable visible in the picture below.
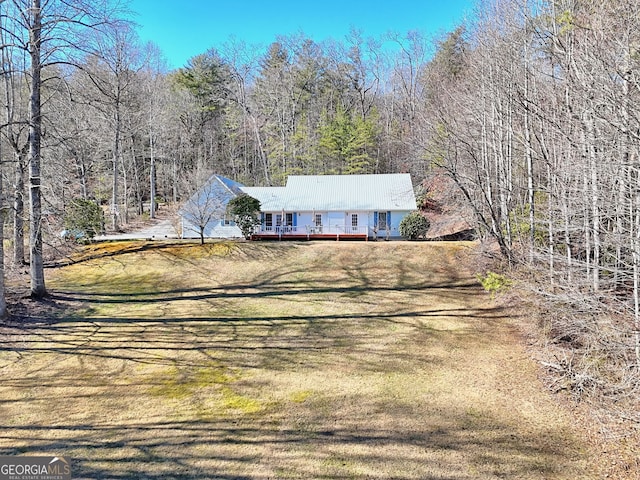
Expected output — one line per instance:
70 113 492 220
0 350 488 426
180 175 245 239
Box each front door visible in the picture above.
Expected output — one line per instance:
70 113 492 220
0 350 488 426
350 213 358 232
328 212 343 233
378 211 388 231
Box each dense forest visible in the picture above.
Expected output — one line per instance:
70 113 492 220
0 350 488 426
1 0 639 409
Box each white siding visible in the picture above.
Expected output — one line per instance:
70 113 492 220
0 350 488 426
182 219 242 239
367 210 413 238
296 213 315 231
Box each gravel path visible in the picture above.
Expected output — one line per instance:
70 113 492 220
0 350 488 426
95 217 179 241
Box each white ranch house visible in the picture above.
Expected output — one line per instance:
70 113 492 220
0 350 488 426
180 173 417 241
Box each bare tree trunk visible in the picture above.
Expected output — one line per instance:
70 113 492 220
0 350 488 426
251 115 271 185
13 155 25 265
150 133 156 218
111 104 121 230
130 140 142 215
523 7 535 263
0 126 8 318
122 144 129 225
0 23 26 267
173 139 180 203
28 0 46 298
633 166 640 365
586 117 600 292
0 179 7 318
546 162 554 284
562 184 572 283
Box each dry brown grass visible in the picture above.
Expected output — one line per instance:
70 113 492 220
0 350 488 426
0 241 599 479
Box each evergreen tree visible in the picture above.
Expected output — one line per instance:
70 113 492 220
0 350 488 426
228 194 261 239
173 50 231 114
318 106 378 174
64 199 105 241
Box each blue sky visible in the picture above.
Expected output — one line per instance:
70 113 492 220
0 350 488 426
127 0 475 69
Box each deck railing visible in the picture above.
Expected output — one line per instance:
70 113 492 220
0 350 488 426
256 225 369 236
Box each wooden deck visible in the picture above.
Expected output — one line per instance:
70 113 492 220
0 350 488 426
251 232 368 241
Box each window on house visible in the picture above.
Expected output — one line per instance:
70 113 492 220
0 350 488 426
378 212 388 231
315 214 322 226
265 213 273 229
351 214 358 231
285 213 293 226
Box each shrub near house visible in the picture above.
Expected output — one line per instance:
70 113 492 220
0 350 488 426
400 211 430 240
228 194 261 239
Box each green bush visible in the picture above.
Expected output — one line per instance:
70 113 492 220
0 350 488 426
228 194 261 239
63 198 104 242
399 212 430 240
476 271 512 298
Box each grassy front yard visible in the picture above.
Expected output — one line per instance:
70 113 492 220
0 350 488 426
0 241 595 479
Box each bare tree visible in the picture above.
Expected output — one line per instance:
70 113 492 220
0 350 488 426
0 10 28 266
0 0 125 298
414 0 640 407
180 173 238 244
138 42 171 219
26 0 45 297
80 23 143 231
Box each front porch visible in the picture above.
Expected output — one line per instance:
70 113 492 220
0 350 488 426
251 225 370 241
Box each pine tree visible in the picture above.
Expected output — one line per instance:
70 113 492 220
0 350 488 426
318 106 377 174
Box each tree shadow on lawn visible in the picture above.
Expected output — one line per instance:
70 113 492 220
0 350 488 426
49 241 307 269
48 277 481 303
38 269 500 378
0 403 582 479
0 302 591 479
0 304 509 370
0 302 588 480
0 243 592 479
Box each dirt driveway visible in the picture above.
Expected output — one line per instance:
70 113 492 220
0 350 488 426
95 216 178 241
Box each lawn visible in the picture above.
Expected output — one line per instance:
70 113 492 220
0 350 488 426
0 241 595 479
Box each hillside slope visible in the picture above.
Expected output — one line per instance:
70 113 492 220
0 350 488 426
0 241 601 479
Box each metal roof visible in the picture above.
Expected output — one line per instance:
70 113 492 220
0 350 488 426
179 175 244 215
239 187 287 211
215 175 245 195
241 174 417 212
